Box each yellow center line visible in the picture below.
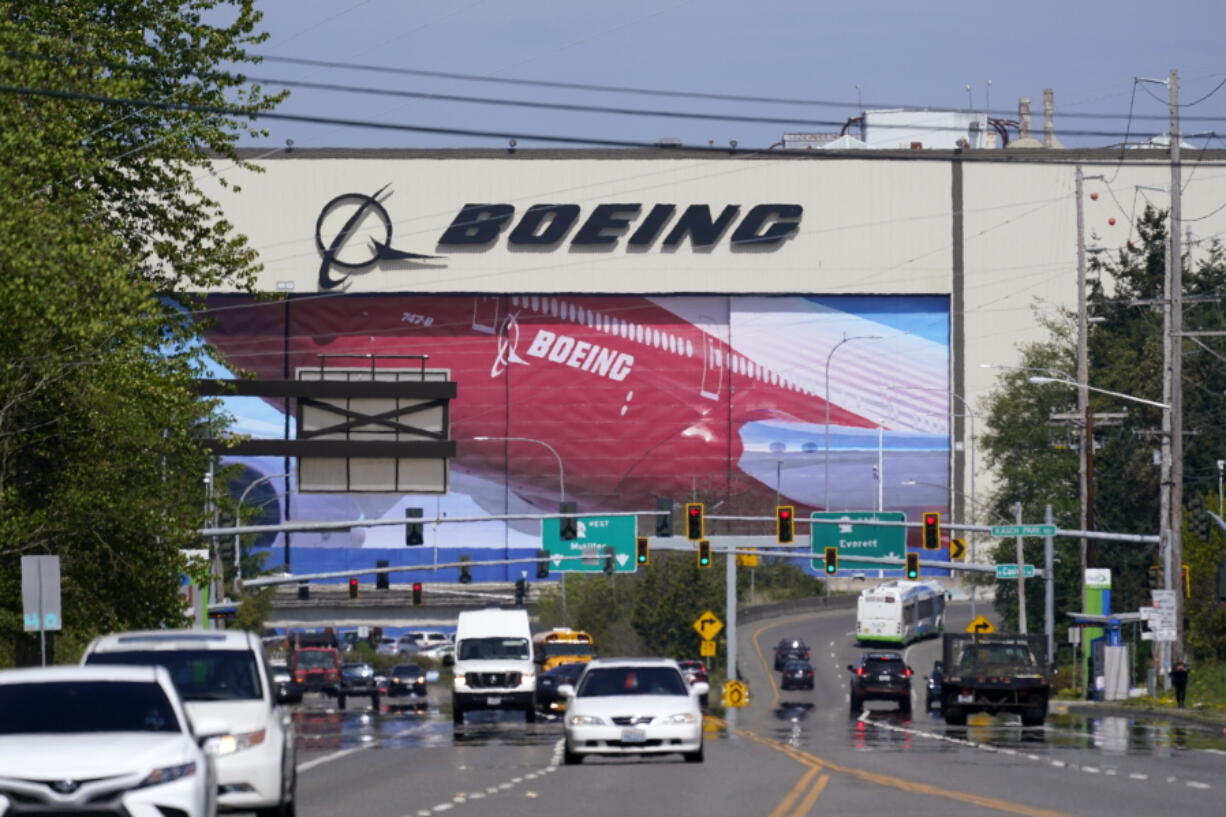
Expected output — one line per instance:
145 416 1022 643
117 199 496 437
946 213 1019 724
765 764 821 817
790 774 829 817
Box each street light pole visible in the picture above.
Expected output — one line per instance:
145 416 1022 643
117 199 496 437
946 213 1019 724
234 472 291 588
824 334 881 510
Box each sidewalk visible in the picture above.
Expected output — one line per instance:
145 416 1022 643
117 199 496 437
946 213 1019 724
1052 698 1226 732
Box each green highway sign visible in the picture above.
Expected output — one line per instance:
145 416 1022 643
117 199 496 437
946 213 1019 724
995 563 1036 579
990 524 1057 537
541 515 637 573
810 511 906 571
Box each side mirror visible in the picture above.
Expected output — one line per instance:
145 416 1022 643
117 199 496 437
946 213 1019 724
691 681 710 697
425 670 440 683
557 683 576 699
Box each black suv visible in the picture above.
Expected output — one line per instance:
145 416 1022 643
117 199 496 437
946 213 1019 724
847 652 913 715
338 661 380 709
774 639 810 671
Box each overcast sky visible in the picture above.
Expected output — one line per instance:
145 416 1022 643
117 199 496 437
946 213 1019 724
237 0 1226 151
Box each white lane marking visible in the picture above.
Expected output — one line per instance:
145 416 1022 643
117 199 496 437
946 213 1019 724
432 805 453 813
485 787 499 794
1083 766 1101 774
1187 781 1211 790
468 792 486 799
830 640 836 647
417 811 432 817
297 722 431 772
1129 773 1148 781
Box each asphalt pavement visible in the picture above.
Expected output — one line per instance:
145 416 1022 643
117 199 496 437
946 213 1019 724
281 601 1225 817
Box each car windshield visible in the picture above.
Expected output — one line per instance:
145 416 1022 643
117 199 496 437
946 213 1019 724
457 637 530 661
0 681 181 734
391 665 422 677
293 650 337 669
576 667 688 697
85 649 262 701
784 661 810 671
342 663 371 675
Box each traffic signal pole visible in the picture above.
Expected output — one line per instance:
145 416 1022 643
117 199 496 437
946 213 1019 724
725 535 738 727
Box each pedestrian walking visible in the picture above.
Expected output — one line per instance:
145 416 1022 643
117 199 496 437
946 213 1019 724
1169 661 1190 708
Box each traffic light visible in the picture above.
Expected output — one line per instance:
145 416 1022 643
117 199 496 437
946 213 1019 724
1147 565 1163 590
536 548 551 579
655 497 673 537
602 545 615 575
823 546 838 575
905 552 920 580
412 582 423 605
636 536 650 566
686 503 705 540
560 500 578 540
696 540 712 568
405 507 424 546
776 505 795 544
459 556 472 584
514 577 527 606
376 559 390 591
1182 564 1191 599
348 577 359 599
297 581 309 601
922 512 941 550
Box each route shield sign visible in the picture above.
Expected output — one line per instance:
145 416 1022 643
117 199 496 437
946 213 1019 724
541 515 637 573
692 610 723 641
810 511 906 571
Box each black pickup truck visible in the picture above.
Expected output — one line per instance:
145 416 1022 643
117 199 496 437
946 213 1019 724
940 633 1050 727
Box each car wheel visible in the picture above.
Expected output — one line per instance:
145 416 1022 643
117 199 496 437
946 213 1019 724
562 745 582 765
253 764 295 817
683 743 704 763
849 693 861 717
524 705 536 724
944 707 968 726
899 697 912 715
452 703 464 725
371 693 380 710
1020 706 1046 727
336 693 346 710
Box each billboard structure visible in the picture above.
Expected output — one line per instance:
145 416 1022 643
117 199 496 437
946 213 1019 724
203 293 949 578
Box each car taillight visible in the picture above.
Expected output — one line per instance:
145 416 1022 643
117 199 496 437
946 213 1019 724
903 668 913 677
856 667 866 676
294 672 306 682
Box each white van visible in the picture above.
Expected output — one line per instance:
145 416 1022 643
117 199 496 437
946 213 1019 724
452 608 535 724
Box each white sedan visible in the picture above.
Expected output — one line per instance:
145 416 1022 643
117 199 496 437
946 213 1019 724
0 664 221 817
560 658 707 764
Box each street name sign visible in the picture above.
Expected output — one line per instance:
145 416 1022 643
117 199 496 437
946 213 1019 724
990 524 1056 537
995 563 1036 579
810 511 906 571
541 515 637 573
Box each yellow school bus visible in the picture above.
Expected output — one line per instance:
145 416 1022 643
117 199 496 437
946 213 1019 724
532 628 596 672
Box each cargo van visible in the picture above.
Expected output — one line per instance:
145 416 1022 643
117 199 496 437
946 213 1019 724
452 608 535 724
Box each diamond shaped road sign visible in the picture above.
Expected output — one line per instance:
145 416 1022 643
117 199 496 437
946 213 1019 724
541 514 637 573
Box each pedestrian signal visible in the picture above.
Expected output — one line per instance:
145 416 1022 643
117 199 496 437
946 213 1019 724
776 505 795 544
686 503 704 540
905 552 920 580
922 512 941 550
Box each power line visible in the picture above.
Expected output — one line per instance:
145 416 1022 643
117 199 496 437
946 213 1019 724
9 82 1226 165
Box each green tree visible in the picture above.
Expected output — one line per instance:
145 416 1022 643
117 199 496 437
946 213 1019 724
0 2 281 664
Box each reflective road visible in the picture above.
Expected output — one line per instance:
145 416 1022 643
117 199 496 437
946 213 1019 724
285 604 1225 817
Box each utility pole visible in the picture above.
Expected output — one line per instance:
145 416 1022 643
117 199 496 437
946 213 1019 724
1075 166 1091 585
1167 68 1185 664
1015 502 1027 634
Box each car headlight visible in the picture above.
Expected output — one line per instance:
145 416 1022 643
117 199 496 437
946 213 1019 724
139 762 197 788
567 714 606 726
521 673 535 683
662 713 697 724
454 675 468 688
212 728 267 756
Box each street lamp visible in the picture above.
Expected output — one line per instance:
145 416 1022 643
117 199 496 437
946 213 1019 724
824 334 882 509
1026 376 1170 410
234 472 291 586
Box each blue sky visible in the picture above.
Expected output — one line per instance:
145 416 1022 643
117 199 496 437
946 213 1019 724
235 0 1226 152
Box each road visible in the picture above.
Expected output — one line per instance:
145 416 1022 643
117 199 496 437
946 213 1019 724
286 603 1225 817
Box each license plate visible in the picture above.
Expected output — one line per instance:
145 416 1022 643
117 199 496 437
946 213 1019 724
486 696 501 706
621 728 646 743
957 693 974 703
878 674 891 682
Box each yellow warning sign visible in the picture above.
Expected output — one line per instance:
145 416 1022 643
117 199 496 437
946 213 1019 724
692 611 723 641
950 538 967 561
736 548 760 567
966 615 995 634
700 639 716 657
722 679 749 708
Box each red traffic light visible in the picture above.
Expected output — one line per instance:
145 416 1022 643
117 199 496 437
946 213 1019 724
924 513 937 525
689 506 700 517
780 508 791 520
412 582 422 591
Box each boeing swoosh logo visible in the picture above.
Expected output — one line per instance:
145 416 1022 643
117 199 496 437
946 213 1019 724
315 184 441 290
491 312 531 377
